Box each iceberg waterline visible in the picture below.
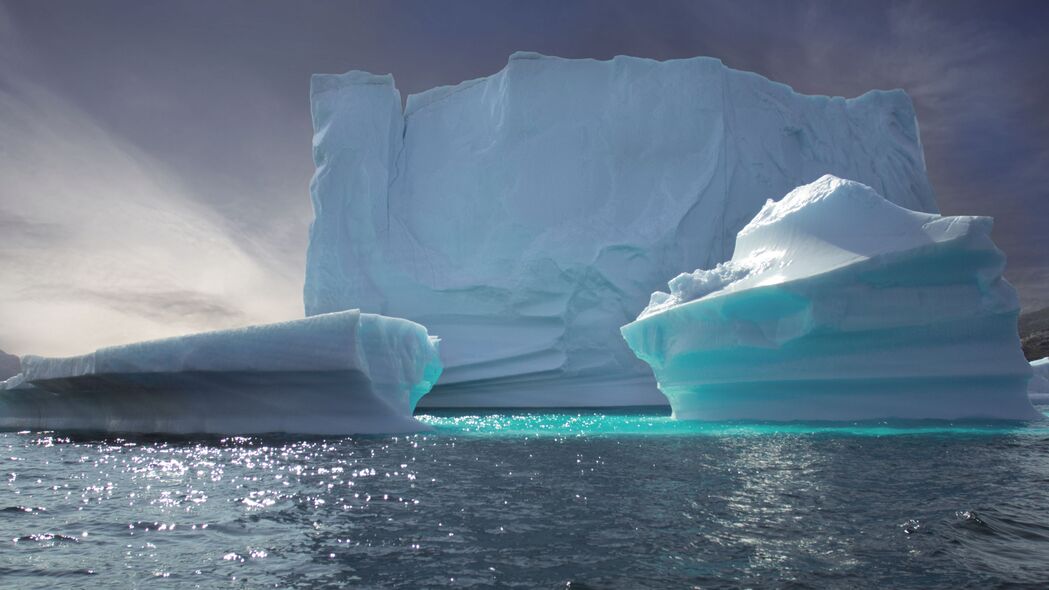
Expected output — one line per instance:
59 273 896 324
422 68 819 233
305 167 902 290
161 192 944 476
305 51 937 408
621 176 1039 421
0 311 442 434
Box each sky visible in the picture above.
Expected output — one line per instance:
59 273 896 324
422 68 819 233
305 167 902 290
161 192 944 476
1 0 1047 356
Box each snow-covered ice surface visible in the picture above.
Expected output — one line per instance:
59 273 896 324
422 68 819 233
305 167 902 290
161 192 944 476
622 175 1039 421
304 52 938 408
1031 358 1049 402
0 310 442 434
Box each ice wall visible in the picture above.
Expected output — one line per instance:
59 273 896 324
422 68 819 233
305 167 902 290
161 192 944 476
622 176 1039 421
306 52 937 407
0 310 442 434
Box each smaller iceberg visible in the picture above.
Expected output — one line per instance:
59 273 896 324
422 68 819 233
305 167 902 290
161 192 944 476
1030 358 1049 403
0 310 441 434
621 175 1039 421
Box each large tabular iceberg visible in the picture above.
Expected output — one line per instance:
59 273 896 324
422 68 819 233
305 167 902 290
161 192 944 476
621 175 1039 421
0 311 442 434
305 52 938 407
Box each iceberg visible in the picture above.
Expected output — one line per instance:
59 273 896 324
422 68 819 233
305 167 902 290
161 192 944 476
1031 358 1049 403
621 175 1039 421
0 310 442 434
305 52 938 407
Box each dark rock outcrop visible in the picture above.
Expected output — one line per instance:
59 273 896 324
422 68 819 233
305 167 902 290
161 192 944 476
1020 307 1049 361
0 349 19 381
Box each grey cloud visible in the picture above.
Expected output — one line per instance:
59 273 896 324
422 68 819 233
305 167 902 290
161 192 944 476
0 209 66 244
23 285 248 328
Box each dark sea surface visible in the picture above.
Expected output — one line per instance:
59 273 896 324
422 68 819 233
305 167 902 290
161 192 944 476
3 406 1049 589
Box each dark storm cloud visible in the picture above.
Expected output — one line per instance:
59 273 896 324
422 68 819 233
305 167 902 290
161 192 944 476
2 0 1047 307
0 209 65 245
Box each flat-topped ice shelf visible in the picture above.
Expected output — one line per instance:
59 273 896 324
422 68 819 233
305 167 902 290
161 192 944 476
0 310 442 435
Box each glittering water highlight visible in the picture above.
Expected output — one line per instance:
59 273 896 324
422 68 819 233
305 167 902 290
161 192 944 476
421 406 1049 437
2 406 1048 588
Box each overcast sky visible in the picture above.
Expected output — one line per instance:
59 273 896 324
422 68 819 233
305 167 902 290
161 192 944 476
1 0 1047 355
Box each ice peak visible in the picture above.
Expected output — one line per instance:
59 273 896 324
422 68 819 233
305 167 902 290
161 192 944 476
743 174 927 235
639 176 982 320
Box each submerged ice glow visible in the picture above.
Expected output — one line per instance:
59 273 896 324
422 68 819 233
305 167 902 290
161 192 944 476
622 176 1038 421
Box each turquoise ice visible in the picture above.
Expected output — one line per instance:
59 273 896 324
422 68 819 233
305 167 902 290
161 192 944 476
0 311 442 434
621 176 1039 421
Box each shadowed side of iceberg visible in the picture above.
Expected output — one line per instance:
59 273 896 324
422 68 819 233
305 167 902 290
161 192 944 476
622 176 1039 421
0 310 442 435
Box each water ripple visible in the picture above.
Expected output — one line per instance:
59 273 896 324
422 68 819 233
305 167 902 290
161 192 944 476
0 407 1047 588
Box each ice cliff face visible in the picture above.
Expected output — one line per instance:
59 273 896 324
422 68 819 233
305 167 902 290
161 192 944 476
0 311 442 434
306 52 937 407
622 176 1038 421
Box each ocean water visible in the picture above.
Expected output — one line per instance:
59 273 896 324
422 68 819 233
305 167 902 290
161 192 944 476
2 406 1049 589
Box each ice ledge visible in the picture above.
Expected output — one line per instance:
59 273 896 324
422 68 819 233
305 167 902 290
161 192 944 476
307 51 914 121
1 311 442 435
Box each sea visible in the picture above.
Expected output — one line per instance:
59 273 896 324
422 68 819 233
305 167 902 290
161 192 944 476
3 405 1049 589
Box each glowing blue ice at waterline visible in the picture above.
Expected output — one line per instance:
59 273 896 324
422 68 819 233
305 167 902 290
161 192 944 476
0 310 442 435
622 176 1040 422
1030 357 1049 402
305 52 937 408
416 409 1049 438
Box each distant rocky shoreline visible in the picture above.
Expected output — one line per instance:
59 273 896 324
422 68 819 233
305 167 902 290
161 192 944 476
1021 307 1049 361
0 350 18 382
